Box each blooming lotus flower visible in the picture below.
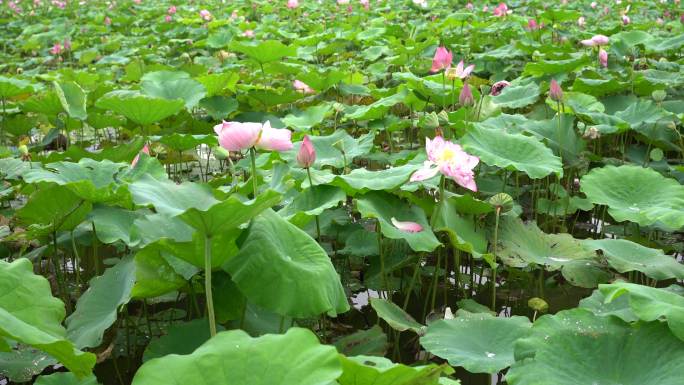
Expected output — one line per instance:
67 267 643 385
599 48 608 68
465 2 473 10
490 80 510 96
287 0 299 8
581 34 610 47
165 15 172 22
168 5 176 14
293 80 315 94
297 136 316 168
50 42 62 55
430 46 453 73
549 79 563 102
410 136 479 191
243 29 255 38
493 2 509 17
527 19 538 30
459 83 474 107
391 218 423 233
214 121 293 152
446 60 475 80
578 16 586 27
199 9 212 21
131 143 150 167
622 14 630 25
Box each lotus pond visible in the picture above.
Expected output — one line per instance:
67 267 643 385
0 0 683 384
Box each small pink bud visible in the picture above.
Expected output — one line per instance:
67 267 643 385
549 79 563 102
296 136 316 168
459 83 474 107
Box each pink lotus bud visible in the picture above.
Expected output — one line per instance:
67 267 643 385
391 218 423 233
296 136 316 168
622 14 630 25
527 19 538 30
131 144 150 167
599 48 608 68
430 46 453 73
549 79 563 102
63 38 71 51
287 0 299 8
165 15 172 22
168 5 176 14
459 83 474 107
466 2 473 10
50 42 62 55
199 9 212 21
590 1 597 8
493 2 509 17
243 29 255 38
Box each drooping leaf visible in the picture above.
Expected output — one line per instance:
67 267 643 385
370 298 424 334
95 90 184 126
584 238 684 280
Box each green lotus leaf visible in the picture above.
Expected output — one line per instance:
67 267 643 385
131 328 341 385
199 95 238 120
491 82 540 109
279 185 346 227
283 130 375 169
16 184 92 236
343 88 409 121
141 71 207 109
578 288 638 322
130 245 188 299
508 309 684 385
356 191 441 253
584 238 684 280
282 104 333 131
0 76 34 98
0 259 95 378
331 163 420 195
0 344 57 382
614 98 673 129
370 298 424 334
523 55 591 77
580 165 684 230
153 133 217 152
420 313 532 374
338 355 449 385
223 209 349 318
142 318 222 363
196 72 240 96
600 282 684 341
333 326 387 357
432 198 488 258
35 372 100 385
229 40 296 64
95 90 184 126
54 81 87 120
129 174 219 217
88 205 142 246
65 257 135 349
461 127 563 179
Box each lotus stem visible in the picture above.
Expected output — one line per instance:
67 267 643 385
204 235 217 337
306 167 321 242
249 147 258 198
491 207 501 312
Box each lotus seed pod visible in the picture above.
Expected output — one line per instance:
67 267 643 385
528 297 549 313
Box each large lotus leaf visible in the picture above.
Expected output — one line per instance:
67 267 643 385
614 98 673 129
130 245 188 299
88 205 142 246
196 72 240 96
521 115 585 164
580 165 684 230
229 40 297 64
131 328 341 385
284 130 375 169
356 191 441 253
579 288 638 322
65 257 135 349
646 34 684 53
584 238 684 280
600 282 684 341
507 309 684 385
333 326 387 357
547 92 604 114
129 174 219 217
282 104 333 131
34 372 100 385
370 298 424 334
0 259 95 377
571 76 627 97
142 319 221 363
420 313 532 374
16 184 92 235
152 133 217 152
131 213 194 247
0 76 34 98
54 81 87 120
199 95 238 120
338 355 448 385
223 209 349 318
490 82 540 109
95 90 184 126
497 217 608 287
20 91 63 115
0 344 57 382
432 198 488 258
23 158 128 203
461 127 562 179
343 88 409 121
330 164 420 195
279 185 346 227
523 55 590 77
141 71 207 109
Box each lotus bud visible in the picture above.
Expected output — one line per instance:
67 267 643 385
296 136 316 168
549 79 563 102
459 83 474 107
652 90 666 103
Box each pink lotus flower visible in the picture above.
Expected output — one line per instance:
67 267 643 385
622 14 630 25
214 121 293 152
63 38 71 51
466 2 473 10
168 5 176 14
287 0 299 8
590 1 597 8
490 80 510 96
243 29 255 38
391 218 423 233
131 144 150 167
293 79 315 94
459 83 474 107
581 34 610 47
165 15 172 22
527 19 539 30
296 136 316 168
50 42 62 55
104 16 112 25
578 16 586 27
360 0 369 10
493 2 510 17
446 60 475 80
430 46 453 73
199 9 212 21
549 79 563 102
410 136 479 191
599 48 608 68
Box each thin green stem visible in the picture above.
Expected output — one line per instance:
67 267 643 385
307 167 322 242
491 208 501 311
249 148 258 198
204 235 217 337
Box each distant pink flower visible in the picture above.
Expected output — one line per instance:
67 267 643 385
621 14 630 25
527 19 538 30
287 0 299 8
133 0 141 4
63 38 71 51
199 9 212 21
131 144 150 167
337 0 350 3
459 83 474 107
493 2 510 17
430 46 452 73
243 29 255 38
549 79 563 102
360 0 369 10
391 218 423 233
410 136 479 191
482 5 489 12
296 136 316 168
230 10 239 19
599 48 608 68
165 15 172 22
412 0 428 8
214 121 293 152
656 17 664 25
465 2 473 10
168 5 176 14
104 16 112 25
490 80 510 96
50 42 62 55
578 16 586 27
293 80 315 94
445 60 474 80
590 1 597 8
581 34 609 47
